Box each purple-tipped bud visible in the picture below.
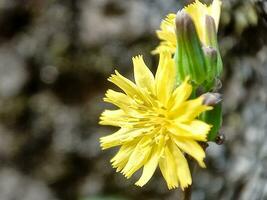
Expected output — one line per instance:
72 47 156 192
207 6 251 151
200 93 223 141
176 11 195 34
202 92 222 106
202 46 217 58
205 15 223 77
175 11 207 85
205 15 217 48
202 46 217 83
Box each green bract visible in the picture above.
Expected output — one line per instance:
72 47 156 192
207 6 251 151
175 11 223 91
174 10 223 141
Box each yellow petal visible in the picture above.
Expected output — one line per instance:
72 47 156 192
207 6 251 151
184 0 207 43
133 55 155 93
155 52 176 106
135 135 165 187
159 144 179 189
157 31 176 46
100 128 130 149
109 70 155 107
100 127 152 150
104 89 134 111
159 13 176 30
167 119 211 142
153 13 176 54
152 42 176 55
173 138 206 168
171 96 212 122
108 70 140 98
111 142 136 172
170 142 192 190
99 109 128 127
177 120 211 140
122 136 152 178
184 0 222 45
167 77 192 110
208 0 222 30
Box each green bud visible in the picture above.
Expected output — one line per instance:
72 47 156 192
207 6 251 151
175 11 207 85
203 46 217 80
202 46 217 90
201 92 223 141
202 92 222 106
174 12 223 91
205 15 223 77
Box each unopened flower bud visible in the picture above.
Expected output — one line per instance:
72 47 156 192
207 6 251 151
203 46 217 85
203 46 217 58
200 92 223 141
205 15 217 48
202 92 222 106
205 15 223 77
175 11 207 85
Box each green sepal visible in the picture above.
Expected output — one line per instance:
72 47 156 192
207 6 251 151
200 103 222 141
202 46 217 91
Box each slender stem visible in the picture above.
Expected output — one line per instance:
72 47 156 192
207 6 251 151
183 185 192 200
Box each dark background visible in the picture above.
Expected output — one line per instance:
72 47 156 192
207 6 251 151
0 0 266 200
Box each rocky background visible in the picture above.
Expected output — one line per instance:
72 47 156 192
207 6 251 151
0 0 266 200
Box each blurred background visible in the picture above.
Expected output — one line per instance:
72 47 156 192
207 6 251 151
0 0 266 200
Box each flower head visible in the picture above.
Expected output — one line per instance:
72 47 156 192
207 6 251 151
152 13 177 54
153 0 221 54
99 53 212 189
184 0 221 45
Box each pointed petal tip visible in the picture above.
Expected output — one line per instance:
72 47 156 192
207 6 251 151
122 171 132 179
180 183 191 191
132 55 143 61
198 158 206 168
200 162 207 168
135 181 144 187
167 184 179 190
99 144 108 150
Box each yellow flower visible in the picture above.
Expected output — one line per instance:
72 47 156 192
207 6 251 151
152 14 177 54
99 52 212 190
153 0 222 54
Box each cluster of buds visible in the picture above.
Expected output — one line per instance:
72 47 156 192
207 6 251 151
175 1 222 90
173 0 223 142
